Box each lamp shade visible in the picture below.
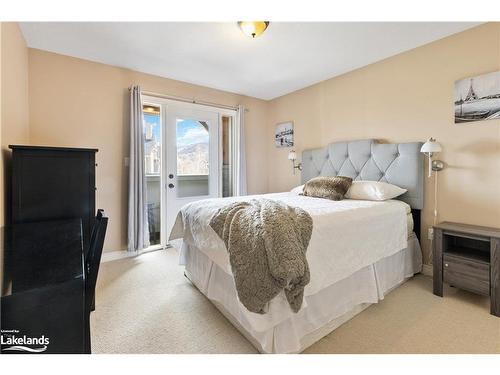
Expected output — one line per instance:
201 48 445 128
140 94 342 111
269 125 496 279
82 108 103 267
237 22 270 38
288 150 297 161
420 138 442 154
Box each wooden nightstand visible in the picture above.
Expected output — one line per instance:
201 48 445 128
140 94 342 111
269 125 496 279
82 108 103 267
433 222 500 317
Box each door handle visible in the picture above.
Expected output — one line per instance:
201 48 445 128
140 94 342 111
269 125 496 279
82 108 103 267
168 183 175 189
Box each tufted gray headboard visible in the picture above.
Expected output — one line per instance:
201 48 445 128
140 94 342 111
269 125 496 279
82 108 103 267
301 139 424 209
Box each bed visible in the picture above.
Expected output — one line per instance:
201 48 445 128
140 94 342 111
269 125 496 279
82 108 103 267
170 139 424 353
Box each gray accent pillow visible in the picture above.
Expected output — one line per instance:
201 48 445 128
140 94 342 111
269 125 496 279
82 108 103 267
302 176 353 201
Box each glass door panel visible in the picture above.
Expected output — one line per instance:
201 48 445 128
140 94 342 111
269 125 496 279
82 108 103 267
165 105 220 237
143 104 162 246
175 119 210 198
221 116 233 198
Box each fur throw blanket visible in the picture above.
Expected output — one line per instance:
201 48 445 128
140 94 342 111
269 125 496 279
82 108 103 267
209 199 313 314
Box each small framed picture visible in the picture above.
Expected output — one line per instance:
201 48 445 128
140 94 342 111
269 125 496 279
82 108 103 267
275 121 294 148
454 70 500 124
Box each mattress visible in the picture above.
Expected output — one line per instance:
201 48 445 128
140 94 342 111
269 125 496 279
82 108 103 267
182 234 422 353
171 193 411 297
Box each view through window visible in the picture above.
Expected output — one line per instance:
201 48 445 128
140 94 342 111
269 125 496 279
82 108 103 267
143 104 161 245
143 106 161 175
176 119 209 176
221 116 233 197
176 118 210 198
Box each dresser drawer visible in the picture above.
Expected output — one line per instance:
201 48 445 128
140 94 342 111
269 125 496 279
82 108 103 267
443 254 490 296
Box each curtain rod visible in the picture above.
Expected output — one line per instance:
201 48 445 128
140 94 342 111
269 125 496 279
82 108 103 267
139 89 243 112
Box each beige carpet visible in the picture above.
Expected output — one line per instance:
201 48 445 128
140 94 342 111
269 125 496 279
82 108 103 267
91 249 500 354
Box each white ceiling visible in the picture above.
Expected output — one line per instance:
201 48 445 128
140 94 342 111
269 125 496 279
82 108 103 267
20 22 481 100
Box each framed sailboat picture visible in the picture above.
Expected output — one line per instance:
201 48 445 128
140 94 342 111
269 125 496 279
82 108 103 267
454 71 500 124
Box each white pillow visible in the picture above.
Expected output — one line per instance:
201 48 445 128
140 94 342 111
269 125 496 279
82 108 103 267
290 184 305 195
345 181 407 201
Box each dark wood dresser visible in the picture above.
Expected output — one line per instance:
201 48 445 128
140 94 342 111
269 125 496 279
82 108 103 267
2 145 102 353
9 145 98 274
433 222 500 317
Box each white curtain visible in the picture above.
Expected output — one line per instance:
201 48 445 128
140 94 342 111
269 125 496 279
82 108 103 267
127 86 150 252
236 105 247 196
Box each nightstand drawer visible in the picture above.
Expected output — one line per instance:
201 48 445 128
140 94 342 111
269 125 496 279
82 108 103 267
443 254 490 296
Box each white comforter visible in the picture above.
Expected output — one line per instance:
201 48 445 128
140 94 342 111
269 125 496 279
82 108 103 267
170 192 409 297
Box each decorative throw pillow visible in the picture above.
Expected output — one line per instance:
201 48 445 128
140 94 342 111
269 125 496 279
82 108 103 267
345 181 407 201
302 176 353 201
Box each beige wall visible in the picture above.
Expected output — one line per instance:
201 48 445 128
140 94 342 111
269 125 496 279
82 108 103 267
1 22 30 223
0 22 30 292
28 49 269 252
267 23 500 264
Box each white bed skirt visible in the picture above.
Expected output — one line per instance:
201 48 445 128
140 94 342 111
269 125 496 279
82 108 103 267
181 234 422 354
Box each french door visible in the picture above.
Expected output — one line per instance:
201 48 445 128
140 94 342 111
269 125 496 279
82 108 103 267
164 105 220 236
142 96 236 247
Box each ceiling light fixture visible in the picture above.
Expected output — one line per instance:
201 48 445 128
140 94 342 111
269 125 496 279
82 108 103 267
237 21 270 38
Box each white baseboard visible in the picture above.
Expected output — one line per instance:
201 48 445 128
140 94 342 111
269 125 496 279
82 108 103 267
101 245 166 263
422 264 433 277
100 250 135 262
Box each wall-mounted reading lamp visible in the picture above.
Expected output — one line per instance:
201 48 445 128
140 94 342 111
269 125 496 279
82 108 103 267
421 137 444 228
420 138 444 178
288 150 302 175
